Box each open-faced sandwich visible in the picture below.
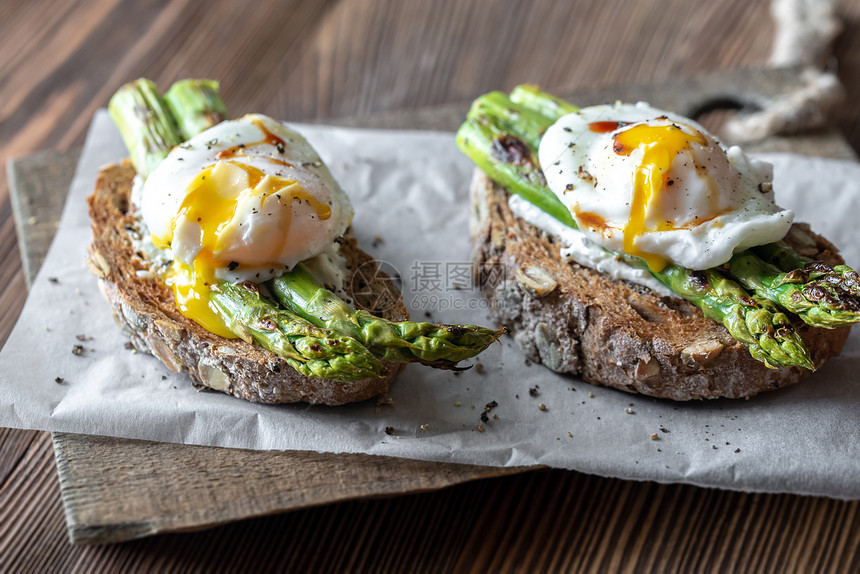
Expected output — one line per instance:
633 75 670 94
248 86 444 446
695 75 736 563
457 85 858 400
87 78 502 405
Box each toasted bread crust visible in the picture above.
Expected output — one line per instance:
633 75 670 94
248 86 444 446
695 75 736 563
470 170 850 400
87 162 407 405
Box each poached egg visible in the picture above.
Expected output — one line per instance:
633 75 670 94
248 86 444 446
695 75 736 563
140 114 353 338
538 102 793 271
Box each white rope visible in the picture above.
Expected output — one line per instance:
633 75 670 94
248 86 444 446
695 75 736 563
723 0 843 142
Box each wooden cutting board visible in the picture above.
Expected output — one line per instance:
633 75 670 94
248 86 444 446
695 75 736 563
8 66 855 545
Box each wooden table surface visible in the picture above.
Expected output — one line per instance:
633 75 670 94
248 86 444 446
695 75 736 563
2 0 860 571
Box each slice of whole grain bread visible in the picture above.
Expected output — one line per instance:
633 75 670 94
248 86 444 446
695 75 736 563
469 170 850 400
87 161 406 405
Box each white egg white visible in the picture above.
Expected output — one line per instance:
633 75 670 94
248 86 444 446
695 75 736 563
538 102 794 270
141 114 354 282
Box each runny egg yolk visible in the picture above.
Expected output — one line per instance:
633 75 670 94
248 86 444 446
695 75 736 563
153 161 332 338
611 123 708 272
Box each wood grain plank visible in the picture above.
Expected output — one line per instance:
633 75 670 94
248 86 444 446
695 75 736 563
7 147 80 287
52 432 527 545
0 428 42 488
0 206 27 348
0 432 72 573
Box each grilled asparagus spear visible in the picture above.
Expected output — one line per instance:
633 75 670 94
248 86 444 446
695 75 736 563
210 282 385 381
164 79 228 141
654 266 813 370
269 264 504 368
108 79 182 178
753 239 860 298
727 251 860 329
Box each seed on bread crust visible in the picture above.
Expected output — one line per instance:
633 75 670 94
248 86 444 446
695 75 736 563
86 251 111 278
633 357 660 382
515 266 558 297
681 340 726 368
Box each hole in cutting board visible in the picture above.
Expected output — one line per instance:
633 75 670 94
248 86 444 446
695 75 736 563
691 97 762 142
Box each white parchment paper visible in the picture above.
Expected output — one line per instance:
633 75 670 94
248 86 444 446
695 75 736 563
1 110 859 499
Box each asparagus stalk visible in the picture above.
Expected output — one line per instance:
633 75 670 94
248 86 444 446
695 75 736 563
753 240 860 298
468 91 558 151
164 79 229 141
108 79 183 178
653 266 813 370
727 251 860 328
456 101 576 227
457 88 816 369
210 282 385 381
753 238 817 272
268 264 504 368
